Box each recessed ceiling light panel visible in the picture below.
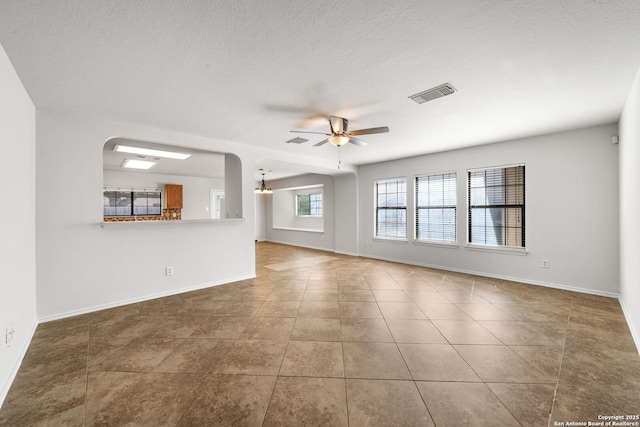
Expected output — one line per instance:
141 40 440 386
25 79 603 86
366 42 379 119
114 145 192 160
122 159 156 169
409 83 456 104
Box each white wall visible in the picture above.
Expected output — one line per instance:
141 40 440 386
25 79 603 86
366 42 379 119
103 170 224 220
265 174 335 251
255 192 267 241
271 189 297 229
35 110 258 320
358 124 620 296
334 173 359 256
0 44 37 407
34 104 346 321
619 68 640 351
224 154 243 219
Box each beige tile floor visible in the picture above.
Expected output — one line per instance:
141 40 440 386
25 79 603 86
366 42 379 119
1 241 639 426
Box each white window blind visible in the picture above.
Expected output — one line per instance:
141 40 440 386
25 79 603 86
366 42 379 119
416 172 457 242
375 177 407 239
468 165 525 247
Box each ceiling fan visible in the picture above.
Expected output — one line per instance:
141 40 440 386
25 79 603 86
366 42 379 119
290 116 389 147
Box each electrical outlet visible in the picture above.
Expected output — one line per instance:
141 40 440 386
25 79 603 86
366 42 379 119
541 259 549 268
6 323 15 345
166 266 174 276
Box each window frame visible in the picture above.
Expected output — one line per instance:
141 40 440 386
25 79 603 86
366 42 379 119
103 187 163 217
467 164 526 252
374 176 408 240
415 171 457 244
295 192 323 217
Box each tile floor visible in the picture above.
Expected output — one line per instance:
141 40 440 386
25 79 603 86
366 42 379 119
1 241 639 426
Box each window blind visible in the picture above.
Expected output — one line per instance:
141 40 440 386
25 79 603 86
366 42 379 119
468 165 525 247
416 172 457 242
375 177 407 239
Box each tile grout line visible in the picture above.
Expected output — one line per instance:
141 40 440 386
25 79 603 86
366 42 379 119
547 298 573 427
341 337 350 426
433 278 525 425
172 373 214 426
262 270 310 426
83 323 91 427
374 270 437 424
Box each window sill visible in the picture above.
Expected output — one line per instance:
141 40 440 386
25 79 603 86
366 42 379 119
465 244 528 256
413 240 459 249
272 226 324 234
100 218 245 228
373 237 408 244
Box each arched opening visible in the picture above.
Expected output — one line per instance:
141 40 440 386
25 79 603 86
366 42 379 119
102 137 242 221
253 159 358 253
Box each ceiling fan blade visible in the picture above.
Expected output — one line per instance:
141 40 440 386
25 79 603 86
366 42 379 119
347 126 389 136
348 137 368 147
290 130 331 135
313 139 329 147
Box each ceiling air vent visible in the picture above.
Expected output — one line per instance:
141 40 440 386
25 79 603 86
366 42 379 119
409 83 456 104
286 137 309 144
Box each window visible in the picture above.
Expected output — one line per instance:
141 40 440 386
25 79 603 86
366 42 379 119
296 193 322 216
375 177 407 239
103 188 162 217
416 172 457 242
468 165 525 247
273 185 324 232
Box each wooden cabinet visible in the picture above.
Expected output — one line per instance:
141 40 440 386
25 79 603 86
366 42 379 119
164 184 183 209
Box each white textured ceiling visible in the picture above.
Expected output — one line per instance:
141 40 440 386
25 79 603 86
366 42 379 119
1 0 639 172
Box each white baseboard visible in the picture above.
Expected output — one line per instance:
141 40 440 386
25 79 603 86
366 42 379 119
0 319 38 409
263 242 620 299
619 297 640 355
263 239 334 254
38 273 256 323
360 253 619 299
335 250 360 257
262 239 360 258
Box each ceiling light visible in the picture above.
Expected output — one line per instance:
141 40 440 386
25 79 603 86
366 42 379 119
255 172 273 194
122 159 156 169
114 145 192 160
328 135 349 146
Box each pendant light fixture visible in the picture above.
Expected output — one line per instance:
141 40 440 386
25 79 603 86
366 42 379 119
255 170 273 194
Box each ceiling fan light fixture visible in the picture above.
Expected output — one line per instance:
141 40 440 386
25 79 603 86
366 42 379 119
330 116 346 134
290 115 388 148
329 135 349 146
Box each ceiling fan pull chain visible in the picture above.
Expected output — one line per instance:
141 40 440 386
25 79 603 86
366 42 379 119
338 146 341 170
